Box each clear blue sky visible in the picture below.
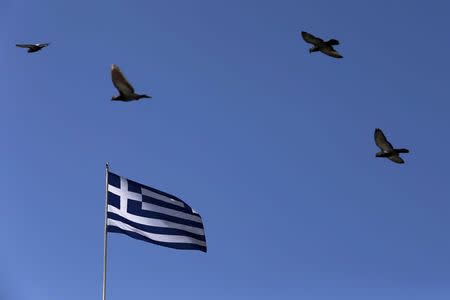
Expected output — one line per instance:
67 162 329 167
1 0 449 299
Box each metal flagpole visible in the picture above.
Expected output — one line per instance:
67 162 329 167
102 162 110 300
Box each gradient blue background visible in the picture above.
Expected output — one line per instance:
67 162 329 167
1 1 449 299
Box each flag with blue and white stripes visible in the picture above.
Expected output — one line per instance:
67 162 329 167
106 171 207 252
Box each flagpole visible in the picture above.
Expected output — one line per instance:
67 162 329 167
102 162 110 300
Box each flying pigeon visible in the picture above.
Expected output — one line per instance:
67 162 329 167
111 64 151 101
16 43 50 53
374 128 409 164
300 31 343 59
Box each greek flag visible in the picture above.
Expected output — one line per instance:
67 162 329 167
106 171 207 252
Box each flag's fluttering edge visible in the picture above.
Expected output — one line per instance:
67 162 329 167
107 171 207 252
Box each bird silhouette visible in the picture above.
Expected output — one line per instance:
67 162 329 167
374 128 409 164
16 43 50 53
111 64 151 101
301 31 343 59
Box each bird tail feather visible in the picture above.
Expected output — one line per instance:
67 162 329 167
396 148 409 153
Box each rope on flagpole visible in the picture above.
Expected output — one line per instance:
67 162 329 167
102 162 110 300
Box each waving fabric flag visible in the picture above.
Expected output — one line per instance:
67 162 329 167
106 171 207 252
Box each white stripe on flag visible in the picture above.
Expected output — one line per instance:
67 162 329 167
108 219 207 247
108 205 205 236
141 202 203 223
141 188 185 208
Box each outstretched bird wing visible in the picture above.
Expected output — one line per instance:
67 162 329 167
321 46 343 58
388 155 405 164
301 31 323 45
37 43 50 47
374 128 394 151
111 64 135 95
16 44 35 48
